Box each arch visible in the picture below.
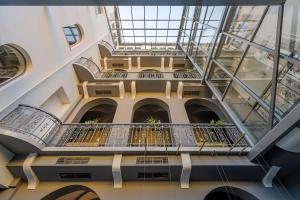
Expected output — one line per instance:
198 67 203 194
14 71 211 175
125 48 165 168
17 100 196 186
140 69 160 72
204 186 259 200
130 98 173 146
41 185 100 200
132 98 170 123
0 44 30 86
184 98 228 123
72 98 117 123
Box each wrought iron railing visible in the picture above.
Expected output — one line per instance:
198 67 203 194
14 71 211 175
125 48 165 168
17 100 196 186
96 71 201 80
48 123 248 149
138 72 164 79
74 57 102 78
173 71 201 79
100 40 185 56
0 105 62 145
0 105 249 152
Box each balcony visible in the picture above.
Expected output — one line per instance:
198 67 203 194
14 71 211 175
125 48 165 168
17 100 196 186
100 40 185 57
0 105 250 154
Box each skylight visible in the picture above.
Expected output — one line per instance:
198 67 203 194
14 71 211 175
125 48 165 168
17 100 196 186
106 6 186 50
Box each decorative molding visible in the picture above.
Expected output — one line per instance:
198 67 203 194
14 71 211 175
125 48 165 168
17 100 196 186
262 166 280 187
166 81 171 99
180 153 191 189
112 154 122 188
177 81 183 99
82 81 89 99
23 153 39 189
119 81 125 99
131 81 136 100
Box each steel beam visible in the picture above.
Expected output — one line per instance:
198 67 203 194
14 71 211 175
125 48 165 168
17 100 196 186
0 0 286 6
267 4 284 130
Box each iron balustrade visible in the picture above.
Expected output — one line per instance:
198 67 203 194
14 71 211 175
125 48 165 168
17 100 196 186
137 71 164 79
173 71 201 79
74 57 102 78
96 71 201 80
0 104 62 145
100 40 185 56
49 123 248 149
0 105 249 152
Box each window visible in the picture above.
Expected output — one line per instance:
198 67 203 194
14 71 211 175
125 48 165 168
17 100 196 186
0 44 27 86
63 24 83 47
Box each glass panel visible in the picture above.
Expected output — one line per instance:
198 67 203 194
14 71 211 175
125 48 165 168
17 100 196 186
132 6 144 19
228 6 266 40
236 46 275 98
224 81 269 142
254 6 279 50
280 1 300 60
261 59 300 117
145 6 157 20
210 63 231 96
215 35 247 74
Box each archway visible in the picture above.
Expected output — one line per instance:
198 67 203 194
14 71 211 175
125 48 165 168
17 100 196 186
130 98 173 146
73 98 117 123
185 98 225 123
185 99 232 146
204 186 259 200
132 98 170 123
41 185 99 200
64 98 117 147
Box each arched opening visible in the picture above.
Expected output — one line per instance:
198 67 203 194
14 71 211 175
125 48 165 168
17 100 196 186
79 103 116 123
129 98 173 146
185 99 234 146
185 99 223 123
41 185 99 200
132 98 170 123
0 44 27 86
204 186 259 200
63 99 117 147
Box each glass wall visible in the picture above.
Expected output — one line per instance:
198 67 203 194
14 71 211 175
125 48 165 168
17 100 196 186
181 1 300 143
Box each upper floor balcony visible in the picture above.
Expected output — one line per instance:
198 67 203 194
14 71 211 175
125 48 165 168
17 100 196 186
0 104 250 155
100 40 185 57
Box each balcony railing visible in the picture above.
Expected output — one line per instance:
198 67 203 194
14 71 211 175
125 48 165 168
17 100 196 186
100 40 185 56
0 105 249 153
49 123 248 150
74 57 102 78
96 71 201 80
0 104 62 145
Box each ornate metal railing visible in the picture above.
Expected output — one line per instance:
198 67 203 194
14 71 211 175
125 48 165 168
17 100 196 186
173 71 201 79
74 57 102 78
96 71 201 80
138 72 164 79
100 40 185 56
0 105 62 145
0 105 249 152
49 123 248 149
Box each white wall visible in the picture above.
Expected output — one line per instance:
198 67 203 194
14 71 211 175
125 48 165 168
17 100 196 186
0 6 111 120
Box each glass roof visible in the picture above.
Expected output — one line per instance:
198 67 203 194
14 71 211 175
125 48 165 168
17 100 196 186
106 6 186 50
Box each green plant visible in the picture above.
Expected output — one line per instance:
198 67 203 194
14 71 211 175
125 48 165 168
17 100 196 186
144 116 160 125
85 118 102 124
210 119 226 126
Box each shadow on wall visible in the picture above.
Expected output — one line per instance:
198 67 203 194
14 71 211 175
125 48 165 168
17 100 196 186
41 185 100 200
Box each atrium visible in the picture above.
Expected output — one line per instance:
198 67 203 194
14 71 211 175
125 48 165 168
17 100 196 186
0 0 299 200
